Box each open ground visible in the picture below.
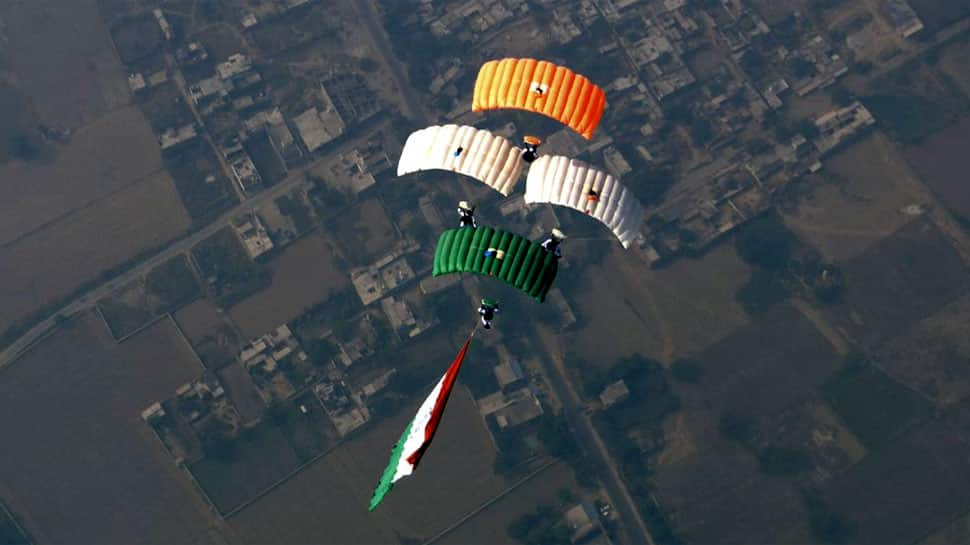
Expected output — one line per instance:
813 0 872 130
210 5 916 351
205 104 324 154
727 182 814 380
903 117 970 219
0 106 166 246
0 171 189 334
0 312 226 544
781 132 931 262
567 240 751 367
228 233 350 340
230 387 506 543
0 0 129 129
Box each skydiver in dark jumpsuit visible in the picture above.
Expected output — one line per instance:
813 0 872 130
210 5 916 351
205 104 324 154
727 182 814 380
540 228 566 259
478 298 500 329
521 135 542 164
458 201 476 229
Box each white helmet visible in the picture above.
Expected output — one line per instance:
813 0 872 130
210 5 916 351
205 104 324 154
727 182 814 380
459 201 471 210
551 228 566 240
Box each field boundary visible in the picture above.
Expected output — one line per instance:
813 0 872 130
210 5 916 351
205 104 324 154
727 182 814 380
422 458 560 545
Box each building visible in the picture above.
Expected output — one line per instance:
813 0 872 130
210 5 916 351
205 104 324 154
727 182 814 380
293 102 345 152
216 53 253 80
238 324 310 402
880 0 923 37
351 243 419 305
812 101 875 155
152 9 173 40
564 502 602 544
599 380 630 408
159 124 197 150
233 214 274 259
478 386 544 429
494 360 526 389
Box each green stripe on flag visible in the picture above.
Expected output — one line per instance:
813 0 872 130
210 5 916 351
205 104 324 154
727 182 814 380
369 419 414 511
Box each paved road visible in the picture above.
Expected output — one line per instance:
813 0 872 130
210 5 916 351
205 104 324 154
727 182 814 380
0 117 389 369
537 330 657 545
349 4 658 542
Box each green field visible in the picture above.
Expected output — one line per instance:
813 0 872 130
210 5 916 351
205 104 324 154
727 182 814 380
822 361 931 450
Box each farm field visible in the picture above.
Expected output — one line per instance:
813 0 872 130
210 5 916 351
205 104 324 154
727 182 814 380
781 132 930 262
228 233 350 340
0 106 166 246
329 199 398 265
903 117 970 219
567 241 751 367
216 363 265 424
936 35 970 98
823 419 970 544
0 171 190 334
174 299 241 369
0 0 129 129
440 462 581 545
907 0 970 33
824 215 970 346
0 313 218 544
874 291 970 407
231 388 505 543
691 304 839 416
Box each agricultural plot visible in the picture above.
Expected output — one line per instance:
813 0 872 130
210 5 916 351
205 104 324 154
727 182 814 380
823 419 970 544
174 299 241 369
936 34 970 98
189 420 302 515
216 362 266 424
192 227 272 309
568 242 752 367
693 304 839 417
440 462 581 545
98 255 202 339
0 170 190 335
781 132 931 262
0 313 215 544
230 388 504 544
0 106 166 246
328 199 399 266
0 0 129 129
823 362 932 450
907 0 970 33
164 140 238 221
904 117 970 219
874 291 970 407
228 233 349 340
824 216 970 346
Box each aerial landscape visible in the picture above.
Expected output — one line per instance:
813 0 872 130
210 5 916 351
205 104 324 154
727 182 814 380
1 0 970 543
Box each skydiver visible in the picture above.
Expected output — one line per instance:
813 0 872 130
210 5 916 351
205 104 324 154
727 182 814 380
458 201 477 229
453 146 464 158
540 228 566 259
585 188 599 214
521 135 542 164
478 298 500 329
533 84 546 97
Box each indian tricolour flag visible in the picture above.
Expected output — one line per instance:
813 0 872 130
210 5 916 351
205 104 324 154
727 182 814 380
369 338 472 511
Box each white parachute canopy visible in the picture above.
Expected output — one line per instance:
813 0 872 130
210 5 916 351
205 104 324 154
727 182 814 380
525 155 645 248
396 125 524 196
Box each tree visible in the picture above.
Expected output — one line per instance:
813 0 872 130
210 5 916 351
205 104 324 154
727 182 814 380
671 358 704 383
359 57 380 73
719 411 756 446
797 118 821 140
735 216 793 271
830 86 854 107
758 446 814 475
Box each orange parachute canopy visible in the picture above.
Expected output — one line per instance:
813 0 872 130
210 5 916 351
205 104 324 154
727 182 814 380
473 58 606 140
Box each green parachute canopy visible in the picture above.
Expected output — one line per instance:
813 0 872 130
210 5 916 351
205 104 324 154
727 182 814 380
433 227 558 302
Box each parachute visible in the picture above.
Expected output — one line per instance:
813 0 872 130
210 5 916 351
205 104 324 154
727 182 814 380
473 58 606 139
525 155 644 249
397 125 524 196
433 226 558 302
